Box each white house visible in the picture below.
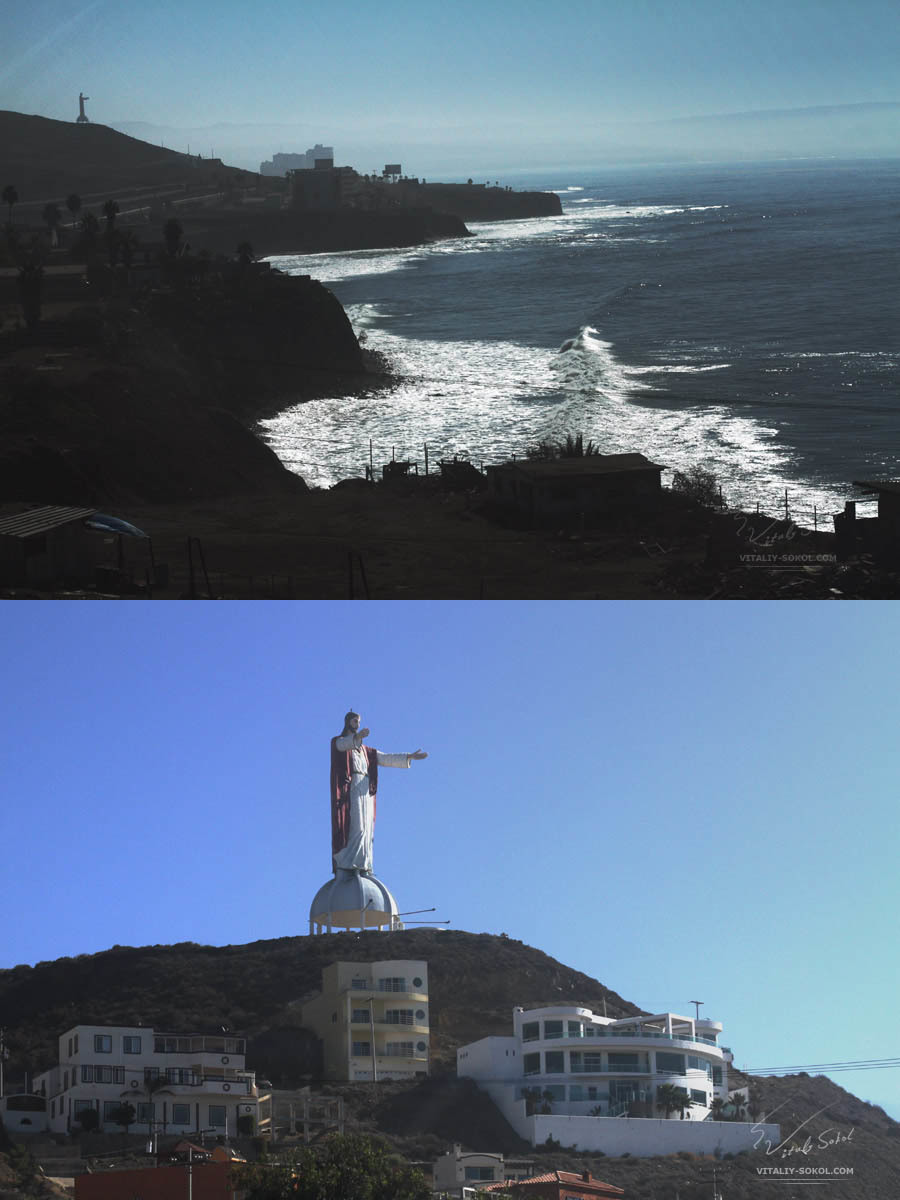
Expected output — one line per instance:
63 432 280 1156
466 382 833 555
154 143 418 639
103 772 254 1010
432 1144 536 1195
32 1024 258 1137
457 1005 778 1157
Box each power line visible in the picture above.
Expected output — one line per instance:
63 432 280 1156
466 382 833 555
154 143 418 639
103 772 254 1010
741 1056 900 1076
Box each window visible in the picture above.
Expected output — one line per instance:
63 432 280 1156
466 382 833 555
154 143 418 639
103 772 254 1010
608 1053 640 1071
544 1051 564 1073
51 1100 55 1118
415 1010 426 1022
412 976 423 989
167 1068 197 1085
351 1009 370 1023
465 1168 496 1181
172 1103 191 1126
81 1066 93 1083
351 978 368 990
73 1034 79 1054
114 1067 125 1084
63 1071 69 1090
385 1042 414 1057
690 1090 707 1105
522 1021 539 1042
542 1085 565 1101
208 1105 226 1127
137 1103 155 1124
712 1067 723 1085
543 1020 563 1039
657 1052 686 1075
570 1085 584 1101
94 1035 112 1053
567 1021 582 1038
123 1036 141 1054
571 1051 603 1072
523 1053 540 1076
103 1100 124 1120
351 1042 371 1057
68 1038 73 1058
385 1009 414 1025
416 1041 427 1053
378 977 407 992
144 1068 160 1082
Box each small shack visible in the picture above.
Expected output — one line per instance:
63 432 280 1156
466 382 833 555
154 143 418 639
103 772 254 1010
834 480 900 562
0 505 100 587
487 453 664 525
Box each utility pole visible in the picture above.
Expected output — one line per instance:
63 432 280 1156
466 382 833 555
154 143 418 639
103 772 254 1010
0 1027 7 1097
368 997 377 1083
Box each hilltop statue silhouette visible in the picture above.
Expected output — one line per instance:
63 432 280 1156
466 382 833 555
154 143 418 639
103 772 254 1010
76 93 90 124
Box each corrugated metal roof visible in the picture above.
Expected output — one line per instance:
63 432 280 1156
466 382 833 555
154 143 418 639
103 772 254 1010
0 506 96 538
853 479 900 495
491 454 664 480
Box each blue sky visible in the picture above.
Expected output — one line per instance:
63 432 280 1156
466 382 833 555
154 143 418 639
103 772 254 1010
3 0 899 171
1 601 899 1121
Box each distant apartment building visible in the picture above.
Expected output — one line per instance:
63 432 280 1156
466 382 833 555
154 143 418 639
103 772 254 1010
458 1005 779 1157
32 1024 258 1136
301 961 429 1082
260 144 335 175
433 1144 535 1195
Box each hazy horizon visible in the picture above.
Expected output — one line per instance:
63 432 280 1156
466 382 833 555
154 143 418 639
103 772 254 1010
3 0 899 175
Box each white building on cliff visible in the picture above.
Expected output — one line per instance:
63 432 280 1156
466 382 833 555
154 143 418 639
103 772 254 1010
457 1005 778 1157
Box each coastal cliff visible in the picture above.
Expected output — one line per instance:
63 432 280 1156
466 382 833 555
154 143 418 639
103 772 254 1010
175 206 470 258
412 181 562 221
0 270 370 506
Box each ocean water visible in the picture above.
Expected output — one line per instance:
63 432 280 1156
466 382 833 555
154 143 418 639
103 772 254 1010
262 159 900 524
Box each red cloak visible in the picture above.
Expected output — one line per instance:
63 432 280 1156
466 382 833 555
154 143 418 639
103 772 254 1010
330 738 378 861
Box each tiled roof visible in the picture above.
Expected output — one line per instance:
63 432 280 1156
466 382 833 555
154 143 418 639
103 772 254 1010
483 1170 624 1196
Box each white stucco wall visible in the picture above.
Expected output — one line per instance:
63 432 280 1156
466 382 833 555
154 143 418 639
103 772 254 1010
531 1113 780 1157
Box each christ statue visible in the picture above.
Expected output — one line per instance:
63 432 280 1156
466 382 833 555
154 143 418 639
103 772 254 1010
330 711 427 874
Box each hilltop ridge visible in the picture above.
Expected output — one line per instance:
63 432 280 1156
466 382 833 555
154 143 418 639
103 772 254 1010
2 931 900 1197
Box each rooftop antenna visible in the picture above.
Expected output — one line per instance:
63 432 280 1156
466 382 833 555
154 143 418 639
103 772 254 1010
690 1000 704 1020
76 93 90 124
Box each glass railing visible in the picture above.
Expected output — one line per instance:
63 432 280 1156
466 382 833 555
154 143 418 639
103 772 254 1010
569 1064 650 1074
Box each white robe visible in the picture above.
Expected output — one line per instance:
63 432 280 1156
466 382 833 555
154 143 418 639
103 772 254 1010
333 734 409 872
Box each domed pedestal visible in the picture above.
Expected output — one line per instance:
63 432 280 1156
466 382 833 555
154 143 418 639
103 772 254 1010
309 869 401 934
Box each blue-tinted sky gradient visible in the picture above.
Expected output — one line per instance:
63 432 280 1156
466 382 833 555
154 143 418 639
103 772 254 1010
3 1 899 171
1 602 898 1119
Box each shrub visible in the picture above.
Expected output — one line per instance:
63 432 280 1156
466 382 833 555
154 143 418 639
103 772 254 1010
671 465 724 508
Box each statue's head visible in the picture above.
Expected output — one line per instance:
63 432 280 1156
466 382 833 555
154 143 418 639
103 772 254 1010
342 710 360 734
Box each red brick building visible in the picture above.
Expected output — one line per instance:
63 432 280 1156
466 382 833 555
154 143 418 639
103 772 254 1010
75 1161 238 1200
485 1169 624 1200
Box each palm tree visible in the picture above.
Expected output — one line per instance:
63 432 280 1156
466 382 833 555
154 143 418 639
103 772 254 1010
656 1083 690 1120
2 184 18 225
42 203 62 245
236 240 254 265
163 218 183 257
66 193 82 225
118 229 139 270
102 199 120 230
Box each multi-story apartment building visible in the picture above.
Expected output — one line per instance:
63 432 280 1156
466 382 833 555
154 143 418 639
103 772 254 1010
301 961 429 1082
32 1025 258 1136
458 1005 778 1157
